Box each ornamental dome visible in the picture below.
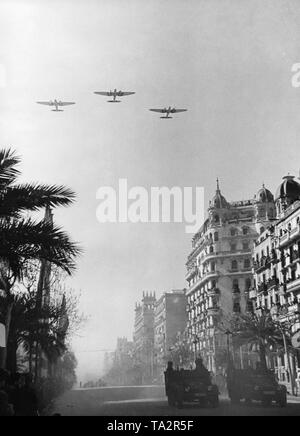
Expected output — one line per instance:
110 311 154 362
255 184 274 203
210 179 229 209
275 175 300 202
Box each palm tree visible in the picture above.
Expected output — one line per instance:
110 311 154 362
0 148 80 368
230 311 283 370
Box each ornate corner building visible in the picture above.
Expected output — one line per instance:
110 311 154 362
133 292 156 384
186 180 275 372
252 175 300 383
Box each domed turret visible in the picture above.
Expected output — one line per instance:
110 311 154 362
255 184 274 203
210 179 229 209
275 175 300 202
275 175 300 216
254 184 276 221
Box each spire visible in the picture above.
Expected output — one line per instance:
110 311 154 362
216 178 220 192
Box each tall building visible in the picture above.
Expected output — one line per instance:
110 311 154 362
154 289 187 376
185 180 275 372
133 292 156 384
251 175 300 383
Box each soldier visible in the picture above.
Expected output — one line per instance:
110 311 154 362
194 358 211 384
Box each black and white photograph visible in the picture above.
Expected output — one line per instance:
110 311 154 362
1 0 300 421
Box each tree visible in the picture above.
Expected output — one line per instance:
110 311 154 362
230 311 284 370
0 148 81 368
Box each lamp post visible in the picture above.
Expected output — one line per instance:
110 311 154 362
193 335 199 362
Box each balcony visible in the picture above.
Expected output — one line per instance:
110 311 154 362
185 266 198 280
279 225 300 248
288 303 300 314
257 282 268 295
187 271 220 295
207 307 220 317
286 277 300 293
207 287 220 298
254 256 271 273
249 289 257 299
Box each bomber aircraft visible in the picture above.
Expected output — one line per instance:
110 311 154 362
37 100 75 112
94 89 135 103
149 107 187 119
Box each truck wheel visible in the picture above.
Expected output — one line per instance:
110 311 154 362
262 398 272 407
230 394 240 405
176 399 183 409
211 395 220 408
277 395 287 408
168 395 175 407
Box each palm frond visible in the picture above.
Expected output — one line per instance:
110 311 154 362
0 218 82 279
0 148 21 188
0 183 76 218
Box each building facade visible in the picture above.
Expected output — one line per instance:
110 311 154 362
133 292 156 384
252 175 300 384
186 180 275 373
154 289 187 377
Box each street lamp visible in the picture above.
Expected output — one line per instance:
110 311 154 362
193 335 199 361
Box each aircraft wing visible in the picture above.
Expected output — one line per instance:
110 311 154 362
58 102 75 106
171 109 187 113
37 101 54 106
94 91 112 96
118 91 135 96
149 109 166 113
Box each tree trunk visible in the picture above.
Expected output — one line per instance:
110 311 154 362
259 341 268 369
6 335 18 373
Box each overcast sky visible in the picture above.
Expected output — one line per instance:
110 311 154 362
1 0 300 382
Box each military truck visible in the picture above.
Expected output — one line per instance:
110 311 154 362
227 368 287 407
165 367 219 408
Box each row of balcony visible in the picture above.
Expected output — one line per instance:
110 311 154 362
278 225 300 248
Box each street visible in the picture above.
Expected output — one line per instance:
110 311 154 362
47 386 300 416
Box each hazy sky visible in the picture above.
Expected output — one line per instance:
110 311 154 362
1 0 300 381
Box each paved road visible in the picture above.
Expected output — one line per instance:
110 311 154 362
48 385 300 416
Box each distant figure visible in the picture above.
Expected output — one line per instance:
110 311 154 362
166 362 174 374
194 358 211 384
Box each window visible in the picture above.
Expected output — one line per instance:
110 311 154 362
242 227 249 235
233 278 239 291
231 260 238 270
260 226 265 234
230 244 237 252
243 242 249 251
214 215 220 223
209 245 214 254
244 258 251 269
245 278 252 291
233 302 241 313
230 228 237 236
214 232 219 242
